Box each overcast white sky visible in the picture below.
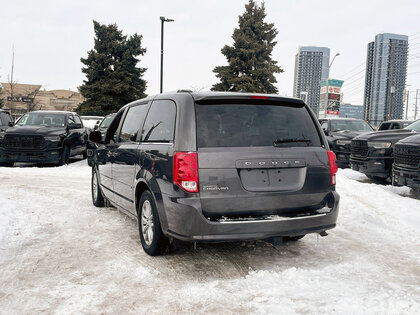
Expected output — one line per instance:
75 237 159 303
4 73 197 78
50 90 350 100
1 0 419 113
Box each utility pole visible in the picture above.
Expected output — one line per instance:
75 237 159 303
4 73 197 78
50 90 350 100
415 89 419 120
405 90 409 120
388 43 395 120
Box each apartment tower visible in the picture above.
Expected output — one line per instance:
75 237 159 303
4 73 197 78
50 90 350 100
293 46 330 115
363 33 408 125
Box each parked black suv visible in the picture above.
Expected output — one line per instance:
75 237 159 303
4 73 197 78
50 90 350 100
319 118 373 168
0 110 87 166
89 92 340 256
0 109 13 132
350 119 420 180
392 133 420 192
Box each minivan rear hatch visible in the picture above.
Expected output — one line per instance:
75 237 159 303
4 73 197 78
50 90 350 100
194 96 332 218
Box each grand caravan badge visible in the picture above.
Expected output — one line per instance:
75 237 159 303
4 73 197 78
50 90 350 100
202 185 229 191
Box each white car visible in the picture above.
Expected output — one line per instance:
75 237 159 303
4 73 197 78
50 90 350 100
81 116 104 132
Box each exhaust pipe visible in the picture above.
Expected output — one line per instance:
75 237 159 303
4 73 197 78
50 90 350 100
319 231 328 237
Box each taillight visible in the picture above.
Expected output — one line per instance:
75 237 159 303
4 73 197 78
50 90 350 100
250 95 268 99
173 152 198 192
327 150 338 186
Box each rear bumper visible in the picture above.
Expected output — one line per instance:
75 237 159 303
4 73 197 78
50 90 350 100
393 165 420 190
350 156 392 178
161 191 340 242
0 148 61 163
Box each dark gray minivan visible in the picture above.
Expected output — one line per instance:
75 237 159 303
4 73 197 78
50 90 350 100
89 91 340 255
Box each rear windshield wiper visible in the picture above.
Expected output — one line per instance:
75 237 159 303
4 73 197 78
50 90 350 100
273 138 312 146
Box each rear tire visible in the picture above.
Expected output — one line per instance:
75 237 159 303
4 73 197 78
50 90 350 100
59 145 70 165
92 168 104 207
138 190 169 256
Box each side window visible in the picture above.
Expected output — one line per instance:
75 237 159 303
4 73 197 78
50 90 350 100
68 115 76 126
378 122 390 130
142 100 176 142
0 112 12 125
74 115 82 126
391 123 400 130
105 111 124 144
320 120 329 131
119 104 148 142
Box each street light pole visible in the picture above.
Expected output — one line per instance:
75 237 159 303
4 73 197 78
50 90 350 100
160 16 174 94
329 53 340 69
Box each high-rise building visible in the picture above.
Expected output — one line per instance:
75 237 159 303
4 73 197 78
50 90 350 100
363 33 408 126
363 42 375 120
293 46 330 115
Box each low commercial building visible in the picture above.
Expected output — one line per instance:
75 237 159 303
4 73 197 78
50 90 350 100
0 83 84 119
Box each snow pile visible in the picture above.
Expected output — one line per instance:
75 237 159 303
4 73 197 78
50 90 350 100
0 163 419 314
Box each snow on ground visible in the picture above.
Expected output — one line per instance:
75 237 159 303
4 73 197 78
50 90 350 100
0 162 419 314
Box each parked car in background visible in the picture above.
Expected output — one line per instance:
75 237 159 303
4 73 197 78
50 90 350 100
377 119 413 131
88 91 339 256
0 111 88 166
392 133 420 193
81 115 104 133
319 118 373 168
0 109 13 132
95 113 116 140
350 119 420 181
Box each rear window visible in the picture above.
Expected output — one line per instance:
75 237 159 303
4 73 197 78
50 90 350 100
195 102 322 147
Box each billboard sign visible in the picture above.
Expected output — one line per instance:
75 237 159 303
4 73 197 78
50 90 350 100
320 79 344 88
7 96 34 103
319 79 344 118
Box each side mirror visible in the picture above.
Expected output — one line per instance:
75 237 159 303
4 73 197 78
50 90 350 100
8 122 14 127
94 124 99 130
89 130 102 143
68 123 82 130
323 129 329 136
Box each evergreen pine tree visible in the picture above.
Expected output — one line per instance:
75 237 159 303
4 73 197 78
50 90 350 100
78 21 147 115
212 0 282 93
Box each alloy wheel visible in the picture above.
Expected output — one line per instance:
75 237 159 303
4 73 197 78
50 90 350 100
141 200 154 246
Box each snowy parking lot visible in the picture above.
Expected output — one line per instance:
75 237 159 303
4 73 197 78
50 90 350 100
0 161 419 314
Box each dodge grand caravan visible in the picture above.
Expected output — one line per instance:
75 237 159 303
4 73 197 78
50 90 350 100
88 91 340 255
